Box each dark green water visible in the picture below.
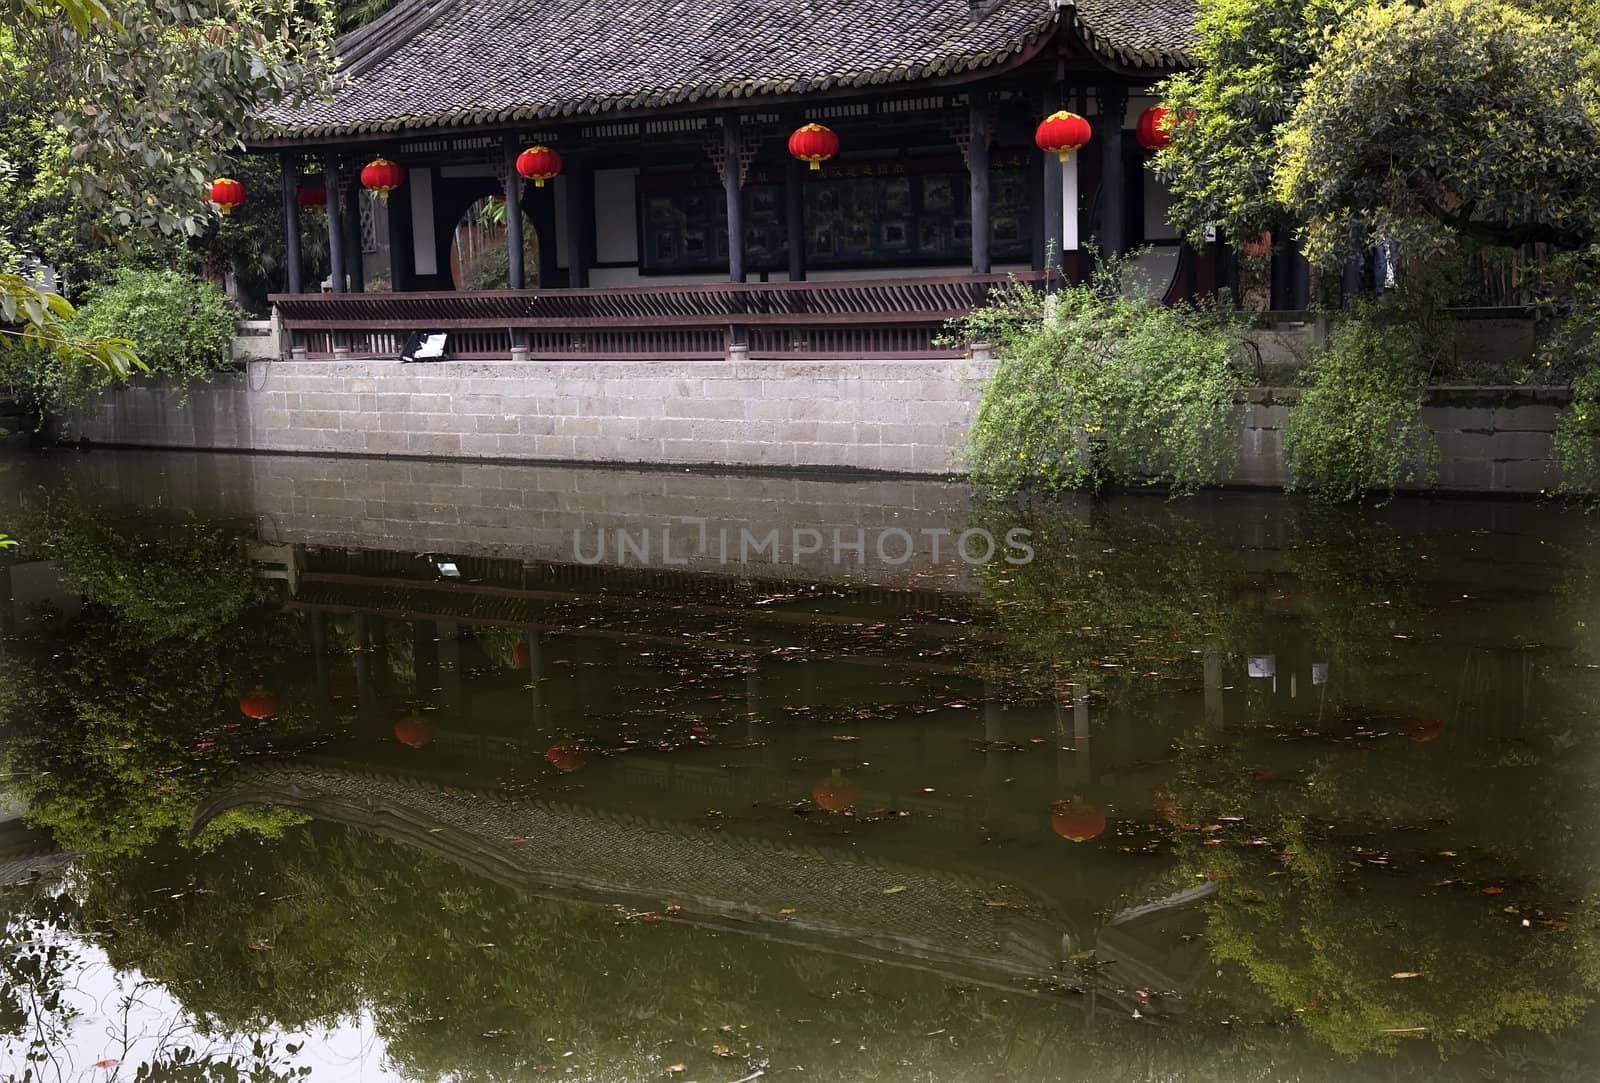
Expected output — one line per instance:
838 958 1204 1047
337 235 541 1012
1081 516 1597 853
2 449 1599 1081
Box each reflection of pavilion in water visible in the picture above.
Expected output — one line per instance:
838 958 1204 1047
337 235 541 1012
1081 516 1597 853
214 541 1216 1015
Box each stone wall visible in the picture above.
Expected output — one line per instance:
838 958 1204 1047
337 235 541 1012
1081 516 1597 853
67 358 978 475
1234 385 1568 494
63 359 1571 494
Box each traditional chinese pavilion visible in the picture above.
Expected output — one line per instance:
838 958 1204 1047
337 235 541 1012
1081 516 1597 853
253 0 1216 361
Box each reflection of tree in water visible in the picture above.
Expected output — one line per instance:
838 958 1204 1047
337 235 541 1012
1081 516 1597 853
0 501 316 855
971 495 1260 700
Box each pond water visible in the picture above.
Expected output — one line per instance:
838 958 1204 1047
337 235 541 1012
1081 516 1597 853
2 449 1600 1081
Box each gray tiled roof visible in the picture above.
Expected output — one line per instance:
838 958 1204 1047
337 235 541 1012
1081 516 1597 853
263 0 1197 139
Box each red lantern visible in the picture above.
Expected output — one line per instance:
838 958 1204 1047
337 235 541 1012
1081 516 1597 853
812 770 860 812
296 183 327 211
1135 105 1174 151
788 123 840 171
546 743 588 772
394 714 434 748
516 146 562 189
360 157 405 200
1051 798 1106 843
1034 111 1092 162
239 688 278 720
210 177 245 215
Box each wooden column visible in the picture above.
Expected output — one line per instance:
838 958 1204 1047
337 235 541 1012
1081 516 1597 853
1040 88 1064 282
323 156 346 293
281 156 303 294
503 138 526 290
342 178 365 293
1096 83 1127 259
968 94 992 275
386 176 414 292
562 157 589 288
784 152 806 282
723 116 746 283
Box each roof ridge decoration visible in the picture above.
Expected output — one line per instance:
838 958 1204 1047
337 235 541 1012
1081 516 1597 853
258 0 1197 144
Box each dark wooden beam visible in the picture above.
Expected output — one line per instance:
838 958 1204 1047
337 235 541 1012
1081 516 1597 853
1096 83 1127 258
784 139 806 283
723 117 746 284
968 94 991 275
323 156 346 293
386 173 415 291
281 156 303 294
503 138 526 290
563 157 590 288
343 178 366 293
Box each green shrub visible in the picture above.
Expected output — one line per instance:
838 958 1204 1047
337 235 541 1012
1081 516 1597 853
75 267 236 381
1282 303 1438 501
1555 367 1600 496
952 264 1249 495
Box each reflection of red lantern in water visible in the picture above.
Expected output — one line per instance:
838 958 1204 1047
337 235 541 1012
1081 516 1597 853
1051 798 1106 842
546 744 587 772
512 642 529 669
394 714 434 748
1409 718 1445 742
239 688 279 719
812 770 860 812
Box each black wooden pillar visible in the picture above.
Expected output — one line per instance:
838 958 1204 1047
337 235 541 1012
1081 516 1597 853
563 157 590 289
784 150 806 282
342 179 365 293
1039 87 1064 282
968 94 992 275
386 175 414 292
281 156 303 294
723 116 746 283
323 156 346 293
1270 229 1310 310
503 137 526 290
1096 83 1128 259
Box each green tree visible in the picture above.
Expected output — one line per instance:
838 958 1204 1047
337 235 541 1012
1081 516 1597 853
1152 0 1355 247
0 0 334 375
1279 0 1600 264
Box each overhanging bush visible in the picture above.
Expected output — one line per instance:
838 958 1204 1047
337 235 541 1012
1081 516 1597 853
951 265 1249 495
75 267 236 381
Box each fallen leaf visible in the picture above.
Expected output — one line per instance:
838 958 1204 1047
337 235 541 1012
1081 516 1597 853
1392 971 1422 979
1482 886 1505 895
666 1064 686 1075
881 885 907 894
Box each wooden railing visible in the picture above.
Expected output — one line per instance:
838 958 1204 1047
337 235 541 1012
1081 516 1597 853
269 272 1046 361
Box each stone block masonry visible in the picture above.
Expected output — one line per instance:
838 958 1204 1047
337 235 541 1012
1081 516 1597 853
65 361 1571 494
67 358 980 476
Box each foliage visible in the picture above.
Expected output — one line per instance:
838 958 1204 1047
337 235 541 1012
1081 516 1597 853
1280 0 1600 264
3 0 336 242
972 495 1254 700
0 271 140 380
1283 302 1440 501
1545 247 1600 492
953 262 1250 495
1152 0 1354 247
1555 367 1600 494
3 268 235 416
75 268 237 383
0 501 314 855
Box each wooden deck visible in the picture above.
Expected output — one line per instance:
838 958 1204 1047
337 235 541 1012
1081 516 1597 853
270 271 1047 360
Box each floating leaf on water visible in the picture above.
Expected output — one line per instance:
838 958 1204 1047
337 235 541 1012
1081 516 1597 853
1392 971 1422 979
1482 886 1506 895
